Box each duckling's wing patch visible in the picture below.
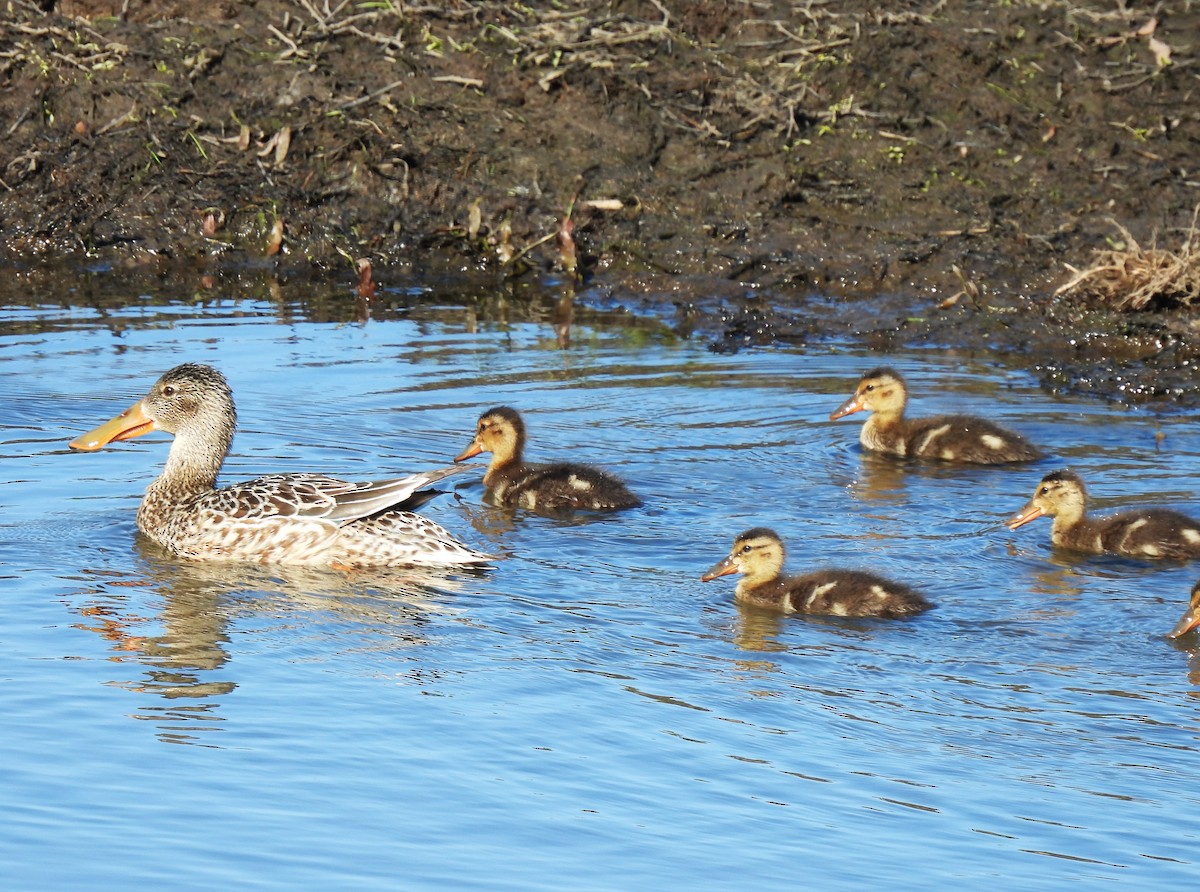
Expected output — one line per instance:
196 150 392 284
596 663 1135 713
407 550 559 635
1104 510 1200 560
509 462 640 512
908 414 1041 464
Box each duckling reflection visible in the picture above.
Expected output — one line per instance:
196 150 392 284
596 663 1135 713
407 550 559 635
830 366 1042 464
701 528 934 619
731 608 789 655
1008 470 1200 560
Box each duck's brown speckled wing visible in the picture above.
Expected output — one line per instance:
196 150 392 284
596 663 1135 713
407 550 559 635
208 466 470 526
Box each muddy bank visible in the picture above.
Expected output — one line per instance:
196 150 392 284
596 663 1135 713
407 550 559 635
3 1 1200 404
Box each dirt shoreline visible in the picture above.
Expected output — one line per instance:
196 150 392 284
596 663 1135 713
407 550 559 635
3 1 1200 404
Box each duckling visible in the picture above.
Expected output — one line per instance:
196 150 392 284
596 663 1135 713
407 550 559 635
1007 469 1200 560
454 406 641 513
1168 582 1200 639
701 527 933 618
829 366 1042 464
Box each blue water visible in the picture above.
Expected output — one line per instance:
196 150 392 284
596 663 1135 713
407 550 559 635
2 280 1199 889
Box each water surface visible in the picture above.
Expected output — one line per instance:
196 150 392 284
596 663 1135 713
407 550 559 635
3 277 1199 889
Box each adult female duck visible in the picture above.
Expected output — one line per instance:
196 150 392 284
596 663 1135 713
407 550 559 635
70 363 493 568
829 366 1042 464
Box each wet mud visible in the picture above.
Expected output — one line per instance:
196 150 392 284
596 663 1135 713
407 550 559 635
3 1 1200 404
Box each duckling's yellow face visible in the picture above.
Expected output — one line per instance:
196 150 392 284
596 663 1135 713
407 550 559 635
829 371 907 421
1007 473 1086 529
1168 583 1200 639
701 530 785 584
455 411 521 463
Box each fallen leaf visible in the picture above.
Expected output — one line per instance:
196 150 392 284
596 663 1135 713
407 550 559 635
1149 36 1171 66
266 218 284 256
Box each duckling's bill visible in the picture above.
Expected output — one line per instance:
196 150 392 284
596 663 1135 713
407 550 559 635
454 439 483 462
829 395 865 421
70 399 157 452
1006 503 1045 530
701 555 739 581
1168 605 1200 639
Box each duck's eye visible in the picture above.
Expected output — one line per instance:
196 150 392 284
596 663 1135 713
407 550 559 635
162 384 177 397
864 384 875 392
1039 486 1049 495
739 544 752 554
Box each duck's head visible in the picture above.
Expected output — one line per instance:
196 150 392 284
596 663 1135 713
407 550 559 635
829 367 908 421
1168 582 1200 639
702 527 785 585
1006 469 1087 530
455 406 524 464
70 363 236 453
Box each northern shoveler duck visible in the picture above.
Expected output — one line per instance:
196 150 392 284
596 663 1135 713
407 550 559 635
701 527 934 618
454 406 641 513
69 363 493 568
1168 582 1200 639
1007 469 1200 560
829 366 1042 464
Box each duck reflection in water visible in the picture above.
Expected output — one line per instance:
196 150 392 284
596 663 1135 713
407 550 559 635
70 538 472 744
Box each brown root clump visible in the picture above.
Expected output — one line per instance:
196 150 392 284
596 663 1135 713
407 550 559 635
1056 210 1200 312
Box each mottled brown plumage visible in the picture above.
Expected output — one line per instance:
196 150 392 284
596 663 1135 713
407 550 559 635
70 363 493 567
454 406 641 513
1007 469 1200 560
701 527 933 618
830 366 1042 464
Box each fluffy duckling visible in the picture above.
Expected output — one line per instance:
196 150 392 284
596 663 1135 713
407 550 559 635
829 366 1042 464
1007 469 1200 560
454 406 641 513
701 527 933 618
1168 583 1200 639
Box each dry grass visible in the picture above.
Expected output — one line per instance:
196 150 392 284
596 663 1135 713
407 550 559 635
1055 208 1200 311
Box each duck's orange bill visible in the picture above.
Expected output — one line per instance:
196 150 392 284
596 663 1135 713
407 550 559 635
701 556 739 582
1168 606 1200 639
69 400 156 452
829 395 864 421
454 440 483 463
1006 504 1045 531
